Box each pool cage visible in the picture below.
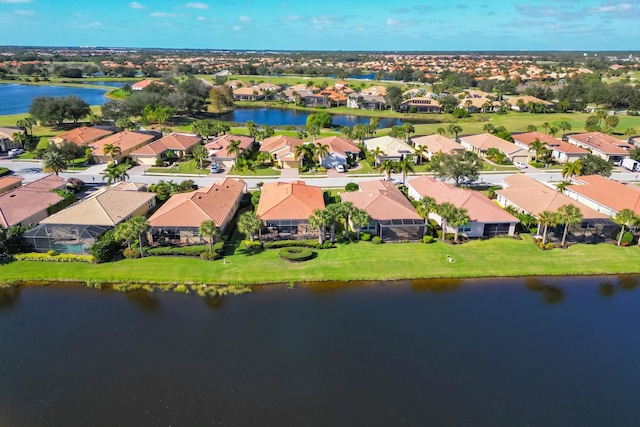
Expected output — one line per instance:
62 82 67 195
23 224 111 254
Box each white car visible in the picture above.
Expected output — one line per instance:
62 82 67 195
335 165 346 173
514 161 527 170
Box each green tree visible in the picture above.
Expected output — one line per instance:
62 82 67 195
556 204 583 247
529 138 546 162
447 124 463 139
199 220 220 253
226 139 242 165
384 85 404 112
416 196 438 236
395 155 415 184
129 216 150 258
436 202 458 241
538 210 558 245
561 160 583 179
401 122 415 142
16 116 37 136
101 164 129 184
42 151 68 175
315 142 330 167
309 208 334 245
192 144 208 170
450 207 470 242
431 151 481 185
581 154 613 177
558 121 572 133
613 209 639 246
585 115 600 132
381 159 395 181
103 143 122 164
306 111 332 129
237 212 262 242
413 144 428 165
350 207 371 240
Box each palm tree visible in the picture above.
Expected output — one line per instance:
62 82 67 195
191 144 208 170
129 216 150 258
483 123 496 134
308 123 320 141
437 127 446 136
450 208 470 242
542 122 550 133
561 160 583 179
226 139 242 165
349 208 371 240
556 204 583 247
381 159 395 181
369 117 380 130
447 124 462 140
309 208 334 244
549 127 559 137
401 123 415 142
558 121 572 133
436 202 457 241
199 220 220 253
114 221 135 251
529 138 545 162
237 211 262 242
395 155 415 184
103 143 122 164
624 128 637 138
527 124 537 132
538 210 558 245
416 196 438 236
42 151 68 175
614 209 639 246
413 145 428 165
371 147 384 167
101 164 129 184
294 144 309 168
315 142 330 167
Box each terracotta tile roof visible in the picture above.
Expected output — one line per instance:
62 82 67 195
40 185 156 227
408 176 517 223
130 133 201 157
0 174 66 227
460 133 523 155
341 180 420 221
566 132 631 155
513 132 589 154
50 127 113 146
506 95 554 106
131 79 169 90
205 134 255 158
363 136 414 157
0 176 23 194
496 174 606 219
411 134 465 155
89 131 155 156
566 175 640 215
259 135 304 157
314 136 361 156
256 181 324 220
149 178 245 228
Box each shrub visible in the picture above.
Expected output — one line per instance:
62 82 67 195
0 253 15 265
213 241 225 254
423 235 435 244
371 236 383 244
279 247 315 262
146 245 208 256
90 230 121 263
200 251 220 261
123 248 141 259
316 241 334 249
46 249 58 256
317 166 326 173
243 240 263 249
616 231 633 246
360 233 371 241
345 182 359 192
263 239 318 249
14 252 95 263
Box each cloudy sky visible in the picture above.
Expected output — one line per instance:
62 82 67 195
0 0 638 51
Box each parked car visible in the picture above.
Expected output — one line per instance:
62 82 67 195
8 148 24 157
514 161 527 170
210 164 222 174
335 165 346 173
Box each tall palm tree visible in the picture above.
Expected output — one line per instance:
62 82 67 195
542 122 550 133
614 209 639 246
101 164 129 184
558 121 572 133
413 144 428 165
199 220 220 253
294 144 309 168
226 139 242 165
381 159 395 181
371 147 384 167
538 210 558 245
395 155 415 184
561 160 583 179
556 204 583 247
402 122 415 142
103 143 122 164
549 127 559 137
350 208 371 240
315 142 330 167
529 138 545 162
129 216 150 258
237 211 262 242
450 208 471 242
191 144 208 170
447 124 462 140
42 151 68 175
114 221 134 251
437 202 457 241
309 208 334 244
416 196 438 236
437 127 446 136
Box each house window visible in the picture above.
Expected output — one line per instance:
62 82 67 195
458 225 471 232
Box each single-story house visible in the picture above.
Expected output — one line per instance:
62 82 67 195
49 127 114 147
459 133 531 164
346 94 387 110
313 136 361 169
458 97 500 112
148 177 245 245
205 134 255 170
89 131 157 164
0 127 21 152
341 180 425 241
23 183 156 254
256 181 324 238
233 87 265 101
407 175 518 238
131 79 171 91
259 135 304 169
0 174 67 228
363 136 415 163
0 176 23 195
399 97 442 113
411 134 465 160
130 133 202 166
512 131 589 164
506 95 555 111
565 132 631 164
563 175 640 217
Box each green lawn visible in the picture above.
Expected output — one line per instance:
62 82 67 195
146 159 210 175
347 159 376 174
228 164 281 176
1 235 638 286
481 160 519 172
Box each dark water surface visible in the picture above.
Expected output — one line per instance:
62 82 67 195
0 83 110 115
1 276 640 426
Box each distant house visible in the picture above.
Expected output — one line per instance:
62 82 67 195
0 127 21 152
0 176 23 195
565 132 631 164
346 94 387 110
23 183 156 254
131 79 171 91
313 136 361 169
256 181 324 238
341 180 425 241
89 131 157 164
407 175 518 238
512 131 589 164
0 175 67 228
506 95 555 111
411 134 465 160
399 97 442 113
564 175 640 217
148 178 245 245
233 87 265 101
459 133 531 164
363 136 415 163
259 135 304 169
49 127 113 147
130 133 202 166
205 134 255 170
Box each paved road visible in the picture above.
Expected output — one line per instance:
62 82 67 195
2 159 638 189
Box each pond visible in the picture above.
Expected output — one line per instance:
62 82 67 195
0 83 110 115
1 275 639 426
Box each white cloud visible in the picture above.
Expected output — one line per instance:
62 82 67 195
196 16 206 21
590 3 633 13
0 0 32 3
280 14 299 22
150 12 184 18
233 26 242 31
185 2 208 9
130 2 144 9
239 15 251 22
386 18 400 26
14 9 33 16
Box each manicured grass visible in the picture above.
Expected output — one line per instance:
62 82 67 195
481 160 518 172
228 164 281 176
146 159 210 175
347 160 376 174
2 235 639 286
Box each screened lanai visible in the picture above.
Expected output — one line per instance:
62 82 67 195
23 223 111 254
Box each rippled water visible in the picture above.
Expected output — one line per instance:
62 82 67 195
0 83 109 115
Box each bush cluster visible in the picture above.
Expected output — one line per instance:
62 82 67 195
15 252 95 263
0 253 15 265
200 252 221 261
371 236 383 244
360 233 371 241
279 247 315 262
617 231 634 246
263 239 318 249
123 248 141 259
316 242 334 249
423 236 435 244
146 245 209 256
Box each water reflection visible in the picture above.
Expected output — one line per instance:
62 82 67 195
410 278 461 293
0 287 21 311
204 295 225 310
524 278 565 304
617 275 639 291
598 281 617 297
124 290 159 312
305 280 369 295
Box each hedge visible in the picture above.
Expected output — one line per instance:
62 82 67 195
263 239 318 249
15 252 95 263
279 247 315 262
146 245 209 256
0 168 11 177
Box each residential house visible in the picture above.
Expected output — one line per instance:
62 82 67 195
148 178 245 245
23 183 157 254
205 134 255 170
506 95 555 111
49 127 113 147
256 181 324 237
89 131 157 164
341 180 425 241
313 136 361 169
407 176 518 237
259 135 304 169
563 175 640 217
363 135 414 163
0 175 67 229
130 133 202 166
0 176 23 195
459 133 531 164
411 134 465 160
458 97 500 113
565 132 631 164
346 94 387 110
512 131 589 164
131 79 171 91
399 97 442 113
0 127 20 152
233 86 265 101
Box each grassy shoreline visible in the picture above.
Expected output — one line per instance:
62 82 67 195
1 236 638 287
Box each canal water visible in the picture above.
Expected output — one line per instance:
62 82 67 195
1 276 639 426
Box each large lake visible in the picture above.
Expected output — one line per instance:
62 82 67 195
1 276 639 426
0 83 110 116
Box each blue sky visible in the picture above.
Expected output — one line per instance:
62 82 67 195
1 0 639 51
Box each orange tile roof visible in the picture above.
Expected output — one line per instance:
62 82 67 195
205 134 254 158
566 132 631 155
513 132 589 154
411 134 465 155
0 176 23 194
566 175 640 215
259 135 304 157
461 133 524 155
0 174 66 227
51 127 114 146
341 180 420 221
257 181 324 220
131 133 201 156
131 79 169 90
89 131 155 156
314 136 361 156
149 178 245 228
